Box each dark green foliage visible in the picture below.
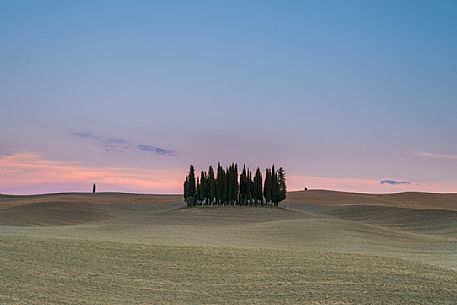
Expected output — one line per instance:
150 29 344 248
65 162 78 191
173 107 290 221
195 178 198 200
184 165 196 207
199 171 208 204
240 165 247 205
277 167 287 203
183 177 188 198
220 168 227 205
184 163 286 207
226 163 238 206
271 165 277 206
227 166 232 204
264 168 272 205
247 169 252 206
233 163 239 205
253 168 263 205
216 162 222 205
208 166 216 205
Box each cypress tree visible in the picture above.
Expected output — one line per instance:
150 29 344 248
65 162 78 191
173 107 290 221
216 162 222 205
240 165 247 205
246 168 252 205
264 168 271 205
250 172 255 205
200 171 207 205
254 168 263 205
277 167 287 204
187 165 196 207
183 176 188 199
259 177 262 205
221 168 227 205
251 170 255 205
271 165 277 206
227 165 232 204
208 166 216 205
233 163 239 205
196 177 200 206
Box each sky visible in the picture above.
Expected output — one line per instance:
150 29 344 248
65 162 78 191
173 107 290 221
1 0 457 194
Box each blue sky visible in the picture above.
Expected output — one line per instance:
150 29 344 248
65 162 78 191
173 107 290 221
1 0 457 194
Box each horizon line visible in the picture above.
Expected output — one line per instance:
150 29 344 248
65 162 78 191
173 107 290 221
2 189 457 197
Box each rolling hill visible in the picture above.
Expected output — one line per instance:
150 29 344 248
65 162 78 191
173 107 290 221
0 193 182 225
0 191 456 304
285 189 457 211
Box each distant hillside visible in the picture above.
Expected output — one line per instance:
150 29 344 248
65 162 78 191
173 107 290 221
0 193 183 226
0 193 182 208
324 205 457 235
286 190 457 211
2 190 457 226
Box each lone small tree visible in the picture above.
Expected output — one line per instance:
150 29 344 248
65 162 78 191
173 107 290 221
92 183 96 194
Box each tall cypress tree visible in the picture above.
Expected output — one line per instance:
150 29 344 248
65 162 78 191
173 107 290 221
240 165 247 205
246 169 252 206
187 165 196 207
184 176 188 198
277 167 287 204
227 165 232 204
254 167 263 205
234 163 239 205
264 168 271 205
216 162 222 205
196 177 200 206
200 171 207 205
251 171 255 205
259 168 264 205
208 166 215 205
221 168 227 205
271 165 277 206
205 171 209 203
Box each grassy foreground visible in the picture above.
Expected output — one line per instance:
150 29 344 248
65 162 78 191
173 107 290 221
0 193 456 304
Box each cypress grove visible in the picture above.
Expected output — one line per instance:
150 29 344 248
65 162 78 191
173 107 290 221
183 163 286 207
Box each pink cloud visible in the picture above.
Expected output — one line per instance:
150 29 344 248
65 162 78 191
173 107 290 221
415 152 457 161
1 152 456 195
0 152 184 195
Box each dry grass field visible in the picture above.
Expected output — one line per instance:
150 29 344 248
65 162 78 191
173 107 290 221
0 191 456 304
286 189 457 210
